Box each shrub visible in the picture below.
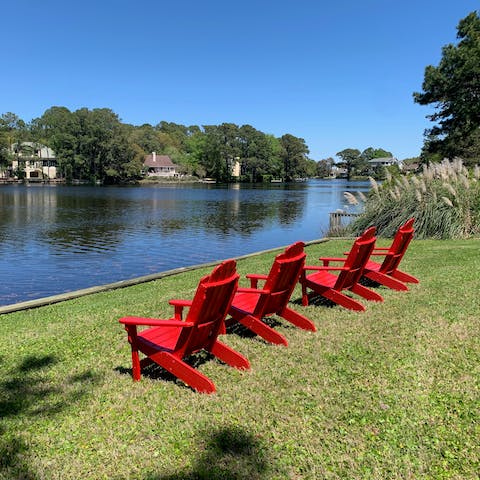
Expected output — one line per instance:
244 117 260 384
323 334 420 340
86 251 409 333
348 159 480 239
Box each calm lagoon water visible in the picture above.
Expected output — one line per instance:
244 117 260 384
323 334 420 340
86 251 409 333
0 180 368 306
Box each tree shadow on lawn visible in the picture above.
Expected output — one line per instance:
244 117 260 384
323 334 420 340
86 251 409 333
148 425 276 480
0 354 101 479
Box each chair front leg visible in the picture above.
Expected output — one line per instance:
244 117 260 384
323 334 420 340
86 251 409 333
125 325 141 381
300 272 309 306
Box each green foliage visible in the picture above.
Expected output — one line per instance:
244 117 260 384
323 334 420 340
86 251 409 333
0 113 27 168
315 157 332 177
32 107 141 183
414 11 480 163
336 148 361 179
2 107 317 183
349 159 480 238
279 134 310 181
360 147 393 161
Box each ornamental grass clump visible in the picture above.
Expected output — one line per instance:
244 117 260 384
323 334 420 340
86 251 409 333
348 159 480 239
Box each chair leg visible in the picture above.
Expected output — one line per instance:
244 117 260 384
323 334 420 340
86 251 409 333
350 283 384 302
301 278 330 307
230 310 288 346
131 347 141 381
364 271 409 291
323 289 366 311
300 275 310 306
280 306 316 331
126 325 142 381
149 351 216 394
210 340 250 370
391 269 419 284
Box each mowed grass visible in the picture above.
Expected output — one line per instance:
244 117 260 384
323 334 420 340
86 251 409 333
1 238 479 479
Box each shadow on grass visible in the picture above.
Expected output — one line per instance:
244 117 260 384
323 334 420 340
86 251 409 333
0 354 100 479
291 293 338 308
115 350 218 389
226 315 290 338
150 425 275 480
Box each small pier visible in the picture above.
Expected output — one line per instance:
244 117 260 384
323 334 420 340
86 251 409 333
329 211 359 234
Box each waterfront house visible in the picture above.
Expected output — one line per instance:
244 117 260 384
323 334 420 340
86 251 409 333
11 142 58 180
231 159 241 178
143 153 179 177
330 165 348 178
368 157 400 170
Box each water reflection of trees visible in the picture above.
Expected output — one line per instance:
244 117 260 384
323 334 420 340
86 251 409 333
158 199 304 237
158 186 306 237
1 184 307 253
42 190 132 253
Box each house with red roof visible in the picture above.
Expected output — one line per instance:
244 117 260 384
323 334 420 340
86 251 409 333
143 152 179 177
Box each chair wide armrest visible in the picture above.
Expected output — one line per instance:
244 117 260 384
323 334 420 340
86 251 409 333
303 265 348 272
169 299 193 307
119 316 194 328
236 287 271 295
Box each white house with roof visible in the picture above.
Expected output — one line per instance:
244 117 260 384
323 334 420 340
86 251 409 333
143 153 179 177
11 142 58 180
368 157 400 170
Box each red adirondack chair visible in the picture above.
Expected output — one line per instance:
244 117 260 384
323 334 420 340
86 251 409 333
119 260 250 394
358 218 419 290
300 227 383 311
226 242 316 346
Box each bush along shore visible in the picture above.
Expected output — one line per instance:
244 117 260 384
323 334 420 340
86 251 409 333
1 238 479 479
348 159 480 239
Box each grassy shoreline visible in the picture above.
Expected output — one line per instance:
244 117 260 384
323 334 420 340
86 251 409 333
1 238 479 479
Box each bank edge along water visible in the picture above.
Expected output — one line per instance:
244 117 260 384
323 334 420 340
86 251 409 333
0 239 330 315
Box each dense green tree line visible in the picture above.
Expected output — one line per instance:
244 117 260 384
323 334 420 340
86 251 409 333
414 11 480 165
0 107 316 184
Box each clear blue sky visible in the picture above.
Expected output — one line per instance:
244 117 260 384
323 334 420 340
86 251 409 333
2 0 478 160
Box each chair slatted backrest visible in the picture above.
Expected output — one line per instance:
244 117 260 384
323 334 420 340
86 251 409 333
379 218 415 274
176 260 239 357
335 227 376 290
255 242 306 316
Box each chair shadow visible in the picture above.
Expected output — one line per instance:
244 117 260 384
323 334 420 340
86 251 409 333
225 315 289 339
359 277 382 289
115 350 218 391
146 425 275 480
0 354 100 479
291 294 337 308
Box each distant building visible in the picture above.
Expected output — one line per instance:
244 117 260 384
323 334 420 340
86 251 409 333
368 157 400 169
143 153 179 177
11 142 58 180
231 159 241 178
330 165 348 178
401 162 420 173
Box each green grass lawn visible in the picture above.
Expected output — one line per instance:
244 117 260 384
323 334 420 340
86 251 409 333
1 238 479 479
